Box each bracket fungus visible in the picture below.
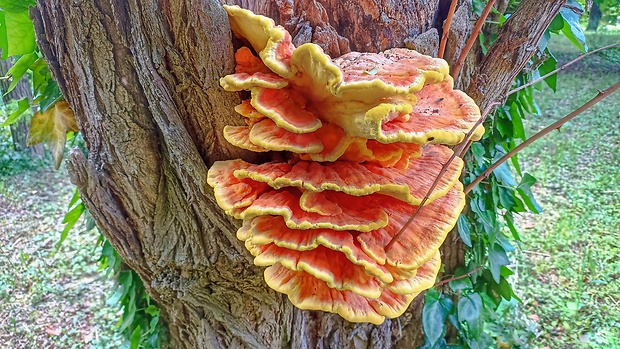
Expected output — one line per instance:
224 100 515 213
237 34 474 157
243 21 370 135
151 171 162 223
206 5 483 324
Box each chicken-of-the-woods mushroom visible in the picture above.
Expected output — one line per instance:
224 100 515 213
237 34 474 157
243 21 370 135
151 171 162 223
206 5 483 324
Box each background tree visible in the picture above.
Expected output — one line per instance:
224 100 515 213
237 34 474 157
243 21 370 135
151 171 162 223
30 0 565 347
584 0 620 30
0 58 44 156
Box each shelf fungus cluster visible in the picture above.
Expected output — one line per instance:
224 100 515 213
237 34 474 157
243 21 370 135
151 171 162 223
207 5 484 324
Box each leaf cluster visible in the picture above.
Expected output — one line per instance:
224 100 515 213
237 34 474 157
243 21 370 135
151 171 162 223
419 2 590 348
59 193 167 349
0 1 67 168
101 239 167 349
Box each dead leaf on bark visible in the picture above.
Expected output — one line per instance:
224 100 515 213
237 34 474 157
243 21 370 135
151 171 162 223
27 101 79 168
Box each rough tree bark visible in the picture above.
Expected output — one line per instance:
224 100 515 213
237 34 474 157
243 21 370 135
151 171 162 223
31 0 563 348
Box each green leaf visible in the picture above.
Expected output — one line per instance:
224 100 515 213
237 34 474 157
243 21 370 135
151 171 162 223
107 284 124 306
538 32 551 51
478 32 488 55
470 197 496 234
491 179 500 208
559 8 587 52
517 173 542 213
509 143 521 176
449 268 473 292
0 97 29 126
508 103 526 141
36 80 63 112
504 212 521 241
144 305 159 317
31 58 49 95
548 13 565 32
0 0 37 12
457 214 472 247
101 239 119 274
458 293 482 336
129 324 141 349
148 316 159 332
58 202 85 246
0 12 7 59
67 187 81 207
489 245 510 283
84 214 96 231
495 277 512 300
3 10 36 57
119 290 137 332
498 186 515 210
470 142 485 165
495 234 514 253
423 294 447 346
538 52 558 92
493 162 517 188
495 116 512 137
4 52 37 94
119 270 133 301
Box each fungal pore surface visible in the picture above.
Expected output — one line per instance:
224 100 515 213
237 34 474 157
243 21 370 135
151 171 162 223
207 5 484 324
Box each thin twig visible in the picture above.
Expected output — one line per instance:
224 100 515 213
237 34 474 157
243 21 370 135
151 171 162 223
465 80 620 194
434 264 485 287
457 139 474 158
384 102 500 252
439 0 459 59
522 250 551 257
452 0 497 79
508 43 620 95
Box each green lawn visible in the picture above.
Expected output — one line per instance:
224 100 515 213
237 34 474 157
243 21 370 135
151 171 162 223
514 33 620 348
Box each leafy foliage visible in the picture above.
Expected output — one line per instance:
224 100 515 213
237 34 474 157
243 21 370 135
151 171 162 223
59 195 167 349
419 2 594 348
0 1 66 164
100 239 167 349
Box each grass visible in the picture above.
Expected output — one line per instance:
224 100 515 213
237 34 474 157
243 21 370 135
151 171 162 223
513 32 620 348
0 164 123 348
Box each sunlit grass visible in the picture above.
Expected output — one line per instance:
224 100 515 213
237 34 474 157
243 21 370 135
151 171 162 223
514 33 620 348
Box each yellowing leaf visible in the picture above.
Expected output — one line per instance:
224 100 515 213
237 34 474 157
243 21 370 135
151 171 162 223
28 100 79 168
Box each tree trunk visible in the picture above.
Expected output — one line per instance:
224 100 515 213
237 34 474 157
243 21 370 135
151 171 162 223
31 0 563 348
586 2 602 31
0 58 44 157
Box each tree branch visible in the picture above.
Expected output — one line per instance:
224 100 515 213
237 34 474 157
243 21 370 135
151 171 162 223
452 0 497 78
466 0 564 111
509 43 620 95
438 0 458 59
434 264 484 287
465 80 620 194
384 102 500 251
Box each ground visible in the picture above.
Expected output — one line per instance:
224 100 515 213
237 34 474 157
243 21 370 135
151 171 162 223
0 166 123 348
0 33 618 348
515 32 620 348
